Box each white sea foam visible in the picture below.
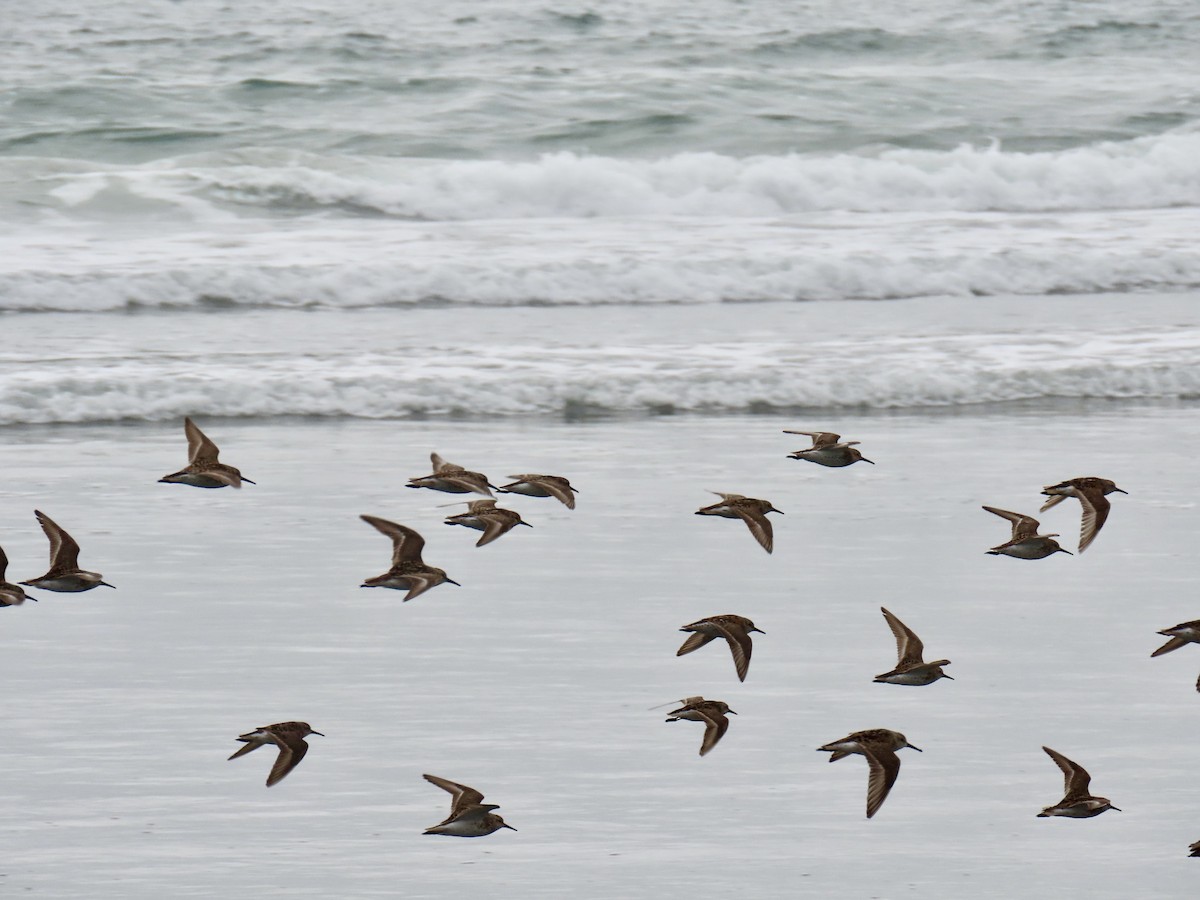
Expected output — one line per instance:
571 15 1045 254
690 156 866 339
7 130 1199 225
2 325 1198 424
1 206 1197 312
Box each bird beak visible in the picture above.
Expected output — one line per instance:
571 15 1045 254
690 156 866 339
310 731 325 737
1115 488 1128 494
1109 805 1122 811
861 458 876 465
445 578 461 586
1058 548 1074 555
242 478 257 485
727 710 738 715
752 628 766 634
99 582 116 588
907 743 923 752
502 823 518 831
519 521 533 527
941 674 954 680
771 508 784 515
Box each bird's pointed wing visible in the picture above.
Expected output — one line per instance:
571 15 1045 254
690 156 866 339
360 515 426 565
1076 490 1111 554
538 477 577 508
698 711 730 757
714 620 754 682
1152 636 1190 657
184 417 220 464
783 430 841 448
475 516 511 547
676 631 718 656
982 506 1039 540
1038 493 1067 514
880 607 924 666
1043 746 1091 799
402 573 439 602
266 736 309 787
34 510 81 572
424 773 486 817
735 506 774 553
865 749 902 818
431 453 464 474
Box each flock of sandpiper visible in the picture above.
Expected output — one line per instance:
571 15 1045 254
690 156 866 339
2 420 1198 847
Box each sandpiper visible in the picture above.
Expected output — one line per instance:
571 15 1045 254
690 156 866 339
0 545 37 607
407 453 496 496
228 721 323 787
784 430 874 467
496 474 578 509
359 515 460 601
817 729 921 819
20 510 114 592
423 774 516 837
982 505 1072 559
676 614 764 682
873 608 951 686
1040 477 1127 553
1037 746 1119 818
159 417 255 489
695 492 782 554
1151 619 1200 691
444 499 532 547
665 696 736 757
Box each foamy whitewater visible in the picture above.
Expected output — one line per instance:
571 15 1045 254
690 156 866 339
3 0 1200 425
3 1 1200 897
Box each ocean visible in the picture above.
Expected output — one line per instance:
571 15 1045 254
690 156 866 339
2 0 1198 896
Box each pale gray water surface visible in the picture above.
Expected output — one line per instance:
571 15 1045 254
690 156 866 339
1 408 1197 896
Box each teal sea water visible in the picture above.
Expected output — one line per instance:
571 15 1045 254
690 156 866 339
2 1 1199 896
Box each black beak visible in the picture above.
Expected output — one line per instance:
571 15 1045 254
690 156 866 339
502 823 518 831
445 578 461 586
861 458 876 465
907 743 923 752
751 628 766 634
242 478 257 485
310 731 325 737
99 582 116 588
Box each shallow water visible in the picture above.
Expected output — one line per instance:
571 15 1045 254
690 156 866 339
2 408 1197 896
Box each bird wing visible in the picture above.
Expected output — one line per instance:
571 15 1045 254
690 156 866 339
1038 493 1067 514
1076 489 1111 554
184 417 221 464
864 748 902 819
360 515 426 565
880 607 924 666
424 774 486 818
1151 636 1190 657
34 510 81 572
266 735 309 787
783 430 841 448
475 515 512 547
676 631 718 656
698 710 730 757
1043 746 1091 799
982 506 1039 540
735 505 774 553
714 620 754 682
0 544 8 580
402 573 440 602
430 453 466 474
537 476 578 509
